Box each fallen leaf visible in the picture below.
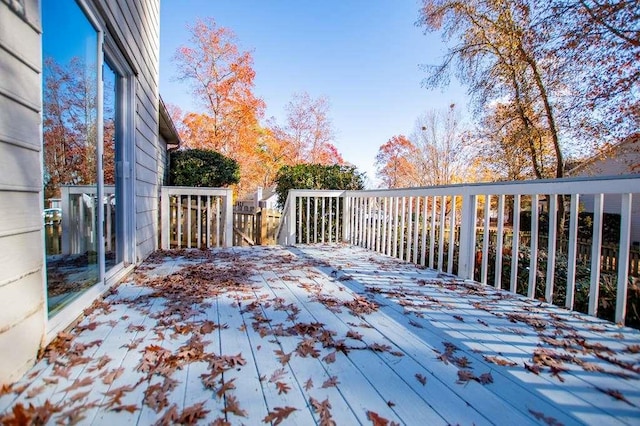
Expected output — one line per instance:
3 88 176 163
263 406 297 425
274 349 292 365
367 410 398 426
478 372 494 385
321 376 339 389
483 355 517 367
415 373 427 386
309 397 334 426
322 351 337 364
111 404 138 413
276 381 291 395
62 376 93 392
224 395 247 417
304 378 314 391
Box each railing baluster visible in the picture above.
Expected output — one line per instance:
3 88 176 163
382 197 388 255
448 195 457 274
510 195 521 293
406 197 413 262
328 197 332 243
481 195 491 284
413 197 420 264
527 194 539 298
367 197 373 250
438 195 446 271
376 197 382 253
566 194 579 309
421 196 428 267
187 195 192 248
616 193 633 323
306 197 310 244
494 195 505 288
177 195 183 248
336 196 341 241
314 197 318 244
588 194 604 316
196 195 202 248
545 194 558 303
321 197 326 243
392 197 399 258
206 196 211 248
216 196 221 247
399 197 406 261
429 196 436 269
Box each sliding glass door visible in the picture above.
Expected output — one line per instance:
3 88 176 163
43 0 131 316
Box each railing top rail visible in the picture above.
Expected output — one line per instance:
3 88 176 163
342 174 640 198
60 185 116 194
161 186 233 196
288 189 347 197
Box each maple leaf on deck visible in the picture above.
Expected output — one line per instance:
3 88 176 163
224 395 248 417
369 343 392 353
483 355 517 367
25 385 45 399
528 409 564 426
296 339 321 358
61 376 93 392
154 404 179 426
112 404 138 413
456 370 477 384
596 387 636 407
216 378 237 398
269 368 286 383
346 330 364 341
322 351 337 364
310 397 335 426
415 373 427 385
304 378 314 391
321 376 339 388
366 410 399 426
478 372 494 385
102 367 124 385
177 401 210 424
263 406 297 425
274 349 291 365
275 381 291 395
0 400 61 425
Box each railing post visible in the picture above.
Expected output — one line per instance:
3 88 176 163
223 189 233 248
287 193 297 245
616 193 633 323
458 191 477 280
161 187 169 249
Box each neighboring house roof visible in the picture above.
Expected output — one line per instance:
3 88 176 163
159 95 181 147
237 187 278 204
568 133 640 177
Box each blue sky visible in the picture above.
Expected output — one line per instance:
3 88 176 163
159 0 468 185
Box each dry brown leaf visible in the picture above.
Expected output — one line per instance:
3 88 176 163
310 397 335 426
274 349 291 365
322 351 337 364
456 370 476 384
111 404 138 413
177 401 210 424
596 387 636 407
224 395 247 417
304 378 314 391
62 376 93 392
263 406 297 425
483 355 517 367
366 410 399 426
415 373 427 386
216 379 237 398
478 372 494 385
321 376 339 389
529 408 565 426
102 367 124 385
276 381 291 395
269 368 286 383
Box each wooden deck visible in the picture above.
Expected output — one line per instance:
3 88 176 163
2 244 640 425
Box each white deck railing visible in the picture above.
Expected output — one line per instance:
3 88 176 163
160 186 233 249
60 185 115 255
277 175 640 324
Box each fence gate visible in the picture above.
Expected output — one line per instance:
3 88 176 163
233 209 281 246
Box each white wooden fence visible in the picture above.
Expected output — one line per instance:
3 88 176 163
160 187 233 249
277 175 640 324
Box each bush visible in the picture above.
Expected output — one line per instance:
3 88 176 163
274 164 365 207
519 210 621 243
169 149 240 187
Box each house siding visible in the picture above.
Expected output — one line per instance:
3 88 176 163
0 0 163 384
570 139 640 245
0 0 46 383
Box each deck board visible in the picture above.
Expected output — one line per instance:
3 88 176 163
2 244 640 425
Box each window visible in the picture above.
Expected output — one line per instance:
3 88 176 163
42 0 134 318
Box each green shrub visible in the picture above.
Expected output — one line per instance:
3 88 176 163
274 164 365 207
169 149 239 187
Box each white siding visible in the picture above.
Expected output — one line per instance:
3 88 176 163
0 0 45 384
571 138 640 245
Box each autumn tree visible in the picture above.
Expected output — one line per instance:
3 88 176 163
43 56 99 198
374 135 419 188
411 104 468 185
272 92 343 165
418 0 566 179
547 0 639 143
173 18 265 195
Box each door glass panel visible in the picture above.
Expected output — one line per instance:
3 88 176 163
103 62 120 271
42 0 100 316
